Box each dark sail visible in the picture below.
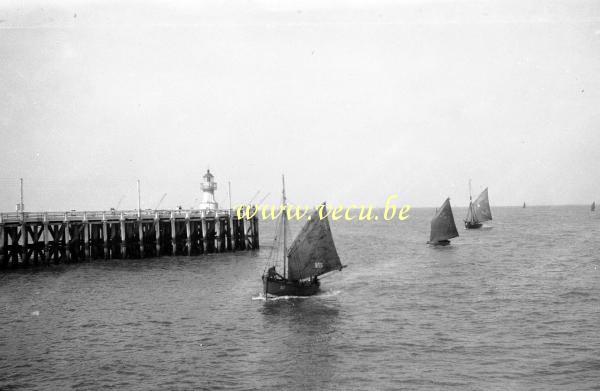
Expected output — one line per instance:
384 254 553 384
287 206 342 281
592 202 596 212
472 188 492 222
430 198 459 242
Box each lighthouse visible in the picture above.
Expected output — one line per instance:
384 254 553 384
198 169 219 211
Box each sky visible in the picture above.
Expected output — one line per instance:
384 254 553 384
0 0 599 211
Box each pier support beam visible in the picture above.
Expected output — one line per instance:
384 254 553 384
83 213 90 260
138 218 144 258
170 212 176 256
19 219 27 266
154 214 160 257
240 218 246 250
253 215 259 249
0 218 4 266
109 222 119 259
120 213 126 259
43 214 49 264
232 217 245 251
244 213 259 250
201 218 208 254
64 215 71 262
185 214 191 256
102 215 108 259
230 216 236 251
226 217 232 251
215 218 222 253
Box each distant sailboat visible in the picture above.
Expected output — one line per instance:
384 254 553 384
262 175 345 297
592 201 596 212
464 181 492 229
428 198 459 246
523 202 526 208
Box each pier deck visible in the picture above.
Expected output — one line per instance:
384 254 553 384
0 209 259 269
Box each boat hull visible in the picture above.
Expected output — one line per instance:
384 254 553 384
464 221 482 229
262 276 320 297
427 240 451 246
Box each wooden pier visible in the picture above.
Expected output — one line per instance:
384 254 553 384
0 209 259 269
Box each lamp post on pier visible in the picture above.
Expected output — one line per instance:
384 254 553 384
19 177 24 220
137 179 141 218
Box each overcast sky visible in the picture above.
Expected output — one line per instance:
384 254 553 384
0 0 599 211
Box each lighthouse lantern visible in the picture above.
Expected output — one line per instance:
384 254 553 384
198 169 219 211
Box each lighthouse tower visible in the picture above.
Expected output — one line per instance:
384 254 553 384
198 169 218 211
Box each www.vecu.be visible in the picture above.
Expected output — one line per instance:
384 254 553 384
235 195 411 222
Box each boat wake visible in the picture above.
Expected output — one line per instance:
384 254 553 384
252 290 341 301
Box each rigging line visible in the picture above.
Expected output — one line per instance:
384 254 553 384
273 238 279 267
266 230 277 260
273 236 280 270
266 217 282 271
268 214 281 260
278 217 285 269
262 207 280 271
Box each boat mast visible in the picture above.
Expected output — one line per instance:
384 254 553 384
469 179 472 202
468 179 475 222
282 174 287 279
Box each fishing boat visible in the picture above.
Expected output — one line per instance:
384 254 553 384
428 198 459 246
464 181 492 229
591 201 596 212
262 176 345 297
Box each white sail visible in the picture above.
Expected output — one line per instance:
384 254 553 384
472 188 492 222
465 201 476 223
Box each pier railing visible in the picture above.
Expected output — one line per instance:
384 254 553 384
0 209 234 223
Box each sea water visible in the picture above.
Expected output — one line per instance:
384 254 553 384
1 206 598 390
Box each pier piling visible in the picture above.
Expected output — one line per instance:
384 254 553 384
138 217 144 258
102 217 108 259
83 213 90 260
185 214 191 256
0 208 258 269
154 215 160 256
0 217 5 266
43 215 49 263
